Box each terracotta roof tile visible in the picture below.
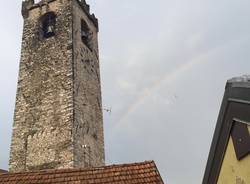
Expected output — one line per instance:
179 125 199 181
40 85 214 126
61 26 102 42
0 161 164 184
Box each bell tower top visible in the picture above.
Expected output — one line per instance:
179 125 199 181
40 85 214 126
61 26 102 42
22 0 98 30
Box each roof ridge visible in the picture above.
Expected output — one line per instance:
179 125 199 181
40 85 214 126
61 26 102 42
3 160 155 176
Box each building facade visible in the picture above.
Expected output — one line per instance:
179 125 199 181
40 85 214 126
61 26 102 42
203 76 250 184
9 0 105 172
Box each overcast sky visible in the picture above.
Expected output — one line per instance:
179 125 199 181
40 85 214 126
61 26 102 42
1 0 250 183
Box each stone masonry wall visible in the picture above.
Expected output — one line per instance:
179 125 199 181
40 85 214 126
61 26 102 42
9 0 104 172
72 0 105 167
9 0 105 172
26 128 72 170
9 0 74 172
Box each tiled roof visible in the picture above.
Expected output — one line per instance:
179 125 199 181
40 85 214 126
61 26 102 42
0 161 164 184
0 170 7 173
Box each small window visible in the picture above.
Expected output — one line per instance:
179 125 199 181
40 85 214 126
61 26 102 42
40 12 56 39
81 19 91 49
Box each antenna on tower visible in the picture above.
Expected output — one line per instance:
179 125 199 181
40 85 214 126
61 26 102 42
103 107 112 115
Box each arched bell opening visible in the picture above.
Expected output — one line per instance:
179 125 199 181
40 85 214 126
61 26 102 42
40 12 56 39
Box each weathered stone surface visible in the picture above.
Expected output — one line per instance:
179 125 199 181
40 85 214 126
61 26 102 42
9 0 104 172
72 0 105 168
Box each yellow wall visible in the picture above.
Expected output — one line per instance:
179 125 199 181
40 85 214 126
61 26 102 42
217 126 250 184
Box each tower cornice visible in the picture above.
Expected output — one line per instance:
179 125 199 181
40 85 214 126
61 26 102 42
22 0 98 31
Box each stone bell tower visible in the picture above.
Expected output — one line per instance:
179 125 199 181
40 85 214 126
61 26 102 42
9 0 105 172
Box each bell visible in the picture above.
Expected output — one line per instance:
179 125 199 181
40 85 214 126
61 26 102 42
47 25 54 33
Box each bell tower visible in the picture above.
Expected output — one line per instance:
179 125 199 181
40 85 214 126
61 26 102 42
9 0 105 172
